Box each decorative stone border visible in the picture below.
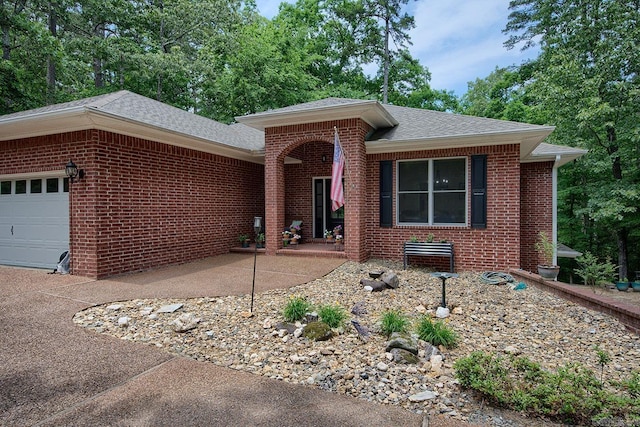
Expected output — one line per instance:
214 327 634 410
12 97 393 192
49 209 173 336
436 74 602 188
509 269 640 335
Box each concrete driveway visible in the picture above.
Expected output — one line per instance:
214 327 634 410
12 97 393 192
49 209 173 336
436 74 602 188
0 254 430 427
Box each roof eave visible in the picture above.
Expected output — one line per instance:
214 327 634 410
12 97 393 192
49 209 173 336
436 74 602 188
522 148 588 167
236 101 399 131
366 127 555 158
0 108 265 165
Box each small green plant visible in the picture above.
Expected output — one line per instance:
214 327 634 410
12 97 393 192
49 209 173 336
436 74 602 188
283 296 311 322
415 316 458 348
425 233 434 243
238 234 248 242
595 345 611 384
534 231 556 266
256 232 265 243
409 235 419 243
574 251 617 291
380 309 410 336
318 303 348 329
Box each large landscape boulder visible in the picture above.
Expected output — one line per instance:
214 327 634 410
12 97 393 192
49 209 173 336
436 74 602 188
385 331 419 355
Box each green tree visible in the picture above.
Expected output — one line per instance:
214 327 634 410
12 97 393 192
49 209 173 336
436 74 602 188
504 0 640 279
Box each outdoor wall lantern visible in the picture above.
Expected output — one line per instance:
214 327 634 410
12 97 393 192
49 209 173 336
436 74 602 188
65 160 85 183
250 216 263 313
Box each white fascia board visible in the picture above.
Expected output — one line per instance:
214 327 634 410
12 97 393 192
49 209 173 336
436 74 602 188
237 101 398 131
521 148 588 167
366 127 554 158
1 109 265 165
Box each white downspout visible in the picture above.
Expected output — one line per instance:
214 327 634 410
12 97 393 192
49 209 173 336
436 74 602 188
552 155 561 265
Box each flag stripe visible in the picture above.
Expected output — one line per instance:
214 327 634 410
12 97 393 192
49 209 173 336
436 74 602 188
330 129 345 211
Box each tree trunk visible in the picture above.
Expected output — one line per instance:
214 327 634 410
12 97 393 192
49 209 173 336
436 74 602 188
93 24 105 88
617 228 628 280
46 1 57 104
606 126 628 279
382 14 390 104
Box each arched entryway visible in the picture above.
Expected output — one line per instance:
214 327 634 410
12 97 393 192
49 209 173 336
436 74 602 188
263 119 371 262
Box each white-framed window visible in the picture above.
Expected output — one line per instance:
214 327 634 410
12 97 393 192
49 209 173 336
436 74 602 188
396 157 467 225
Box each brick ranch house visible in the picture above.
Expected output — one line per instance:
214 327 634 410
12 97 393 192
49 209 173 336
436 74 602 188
0 91 586 279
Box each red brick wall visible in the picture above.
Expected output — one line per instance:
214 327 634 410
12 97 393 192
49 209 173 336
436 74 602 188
520 161 554 272
1 131 264 278
365 144 523 272
264 119 371 261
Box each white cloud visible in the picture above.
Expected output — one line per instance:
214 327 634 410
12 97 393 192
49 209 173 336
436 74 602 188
254 0 538 96
408 0 536 95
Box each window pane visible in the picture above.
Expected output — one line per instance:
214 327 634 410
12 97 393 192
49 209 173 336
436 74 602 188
434 159 465 191
15 180 26 194
0 181 10 195
399 193 428 223
47 178 59 193
63 178 69 192
30 179 42 193
398 161 428 191
434 192 466 224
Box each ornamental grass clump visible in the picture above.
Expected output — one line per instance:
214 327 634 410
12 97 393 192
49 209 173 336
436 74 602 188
318 303 347 329
416 316 458 348
283 296 311 322
380 309 410 336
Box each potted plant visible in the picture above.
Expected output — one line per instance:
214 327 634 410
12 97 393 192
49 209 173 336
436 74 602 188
282 230 292 246
238 234 249 248
290 224 301 234
616 277 630 292
256 232 265 249
324 229 334 242
632 280 640 292
534 231 560 280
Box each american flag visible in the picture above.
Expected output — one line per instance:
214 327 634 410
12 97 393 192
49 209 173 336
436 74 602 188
330 128 345 211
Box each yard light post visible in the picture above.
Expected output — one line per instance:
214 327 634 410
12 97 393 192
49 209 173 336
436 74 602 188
250 216 262 313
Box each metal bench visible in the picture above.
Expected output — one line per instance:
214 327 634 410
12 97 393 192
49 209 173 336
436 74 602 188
403 242 454 272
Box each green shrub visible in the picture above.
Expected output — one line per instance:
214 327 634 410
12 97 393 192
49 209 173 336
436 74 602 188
318 303 347 329
415 316 458 348
454 351 640 425
380 309 410 336
574 251 618 290
283 296 311 322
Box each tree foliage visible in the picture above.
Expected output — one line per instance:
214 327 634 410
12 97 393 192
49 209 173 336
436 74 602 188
504 0 640 279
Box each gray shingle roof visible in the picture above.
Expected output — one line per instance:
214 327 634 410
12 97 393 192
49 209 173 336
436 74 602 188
1 90 264 151
370 104 550 142
246 97 377 116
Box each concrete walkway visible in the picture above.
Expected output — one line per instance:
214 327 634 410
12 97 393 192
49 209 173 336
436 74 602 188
1 254 441 427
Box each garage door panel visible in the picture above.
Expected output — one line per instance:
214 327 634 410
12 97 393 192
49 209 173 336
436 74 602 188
0 177 68 269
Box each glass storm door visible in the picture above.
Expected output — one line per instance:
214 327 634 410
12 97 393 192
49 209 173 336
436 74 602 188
313 177 344 239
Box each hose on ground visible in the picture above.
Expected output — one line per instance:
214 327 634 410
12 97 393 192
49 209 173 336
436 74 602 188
480 271 515 285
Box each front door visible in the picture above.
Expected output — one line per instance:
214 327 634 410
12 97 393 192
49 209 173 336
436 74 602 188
313 177 344 239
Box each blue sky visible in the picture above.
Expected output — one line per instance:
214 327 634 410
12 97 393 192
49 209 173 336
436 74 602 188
253 0 538 96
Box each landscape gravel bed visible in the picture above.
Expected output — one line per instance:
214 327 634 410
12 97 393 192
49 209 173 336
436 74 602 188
74 260 640 426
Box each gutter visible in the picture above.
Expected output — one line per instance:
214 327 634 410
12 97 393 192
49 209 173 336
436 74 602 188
552 154 561 265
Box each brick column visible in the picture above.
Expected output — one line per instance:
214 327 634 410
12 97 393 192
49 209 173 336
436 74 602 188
264 130 285 255
342 121 371 262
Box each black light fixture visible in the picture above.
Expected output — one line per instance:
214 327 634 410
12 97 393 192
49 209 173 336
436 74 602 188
65 160 85 183
250 216 262 313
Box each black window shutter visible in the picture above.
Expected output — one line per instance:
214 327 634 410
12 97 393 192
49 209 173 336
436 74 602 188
471 155 487 229
380 161 393 227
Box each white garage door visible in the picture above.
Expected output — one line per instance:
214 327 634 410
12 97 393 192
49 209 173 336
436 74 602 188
0 176 69 269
